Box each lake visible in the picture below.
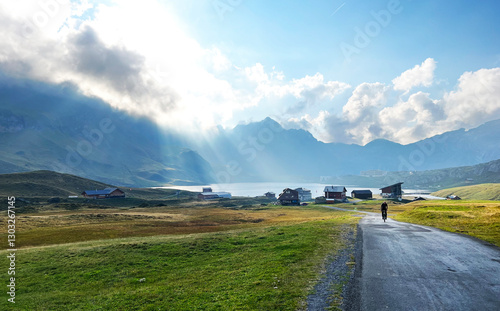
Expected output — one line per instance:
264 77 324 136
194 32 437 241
158 182 444 199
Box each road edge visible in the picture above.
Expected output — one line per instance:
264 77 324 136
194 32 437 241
343 222 363 311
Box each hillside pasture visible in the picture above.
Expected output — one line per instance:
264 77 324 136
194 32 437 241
431 183 500 200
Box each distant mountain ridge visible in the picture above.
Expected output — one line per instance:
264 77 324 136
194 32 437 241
1 74 499 187
192 117 500 183
0 76 214 186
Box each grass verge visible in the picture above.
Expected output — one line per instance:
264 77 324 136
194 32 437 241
393 200 500 247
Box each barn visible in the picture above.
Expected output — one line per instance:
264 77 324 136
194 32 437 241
380 182 404 198
278 188 300 206
324 186 347 203
351 190 373 199
82 188 125 199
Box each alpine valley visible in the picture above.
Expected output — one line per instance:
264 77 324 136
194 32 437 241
1 77 499 188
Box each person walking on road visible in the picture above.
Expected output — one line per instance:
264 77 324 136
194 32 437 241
381 201 388 222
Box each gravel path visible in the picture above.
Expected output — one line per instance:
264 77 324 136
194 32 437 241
306 224 358 310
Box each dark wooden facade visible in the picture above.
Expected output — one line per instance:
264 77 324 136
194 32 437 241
380 182 403 198
351 190 372 199
278 188 299 206
324 186 347 203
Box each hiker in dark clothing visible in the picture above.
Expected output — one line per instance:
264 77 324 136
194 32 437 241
381 201 388 222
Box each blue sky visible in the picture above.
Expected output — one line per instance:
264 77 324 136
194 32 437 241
0 0 499 145
178 0 500 84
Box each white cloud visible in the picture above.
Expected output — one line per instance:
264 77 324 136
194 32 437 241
0 3 498 146
292 65 499 145
392 58 436 92
0 0 351 134
342 82 388 123
443 68 500 128
378 92 446 143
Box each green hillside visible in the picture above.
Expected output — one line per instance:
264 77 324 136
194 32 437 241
431 183 500 200
0 170 112 197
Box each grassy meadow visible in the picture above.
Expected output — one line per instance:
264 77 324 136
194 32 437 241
393 200 500 247
2 171 499 310
1 202 359 310
431 183 500 200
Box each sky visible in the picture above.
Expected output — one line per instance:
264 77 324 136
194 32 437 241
0 0 499 145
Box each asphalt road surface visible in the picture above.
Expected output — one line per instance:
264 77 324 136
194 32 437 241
326 207 500 310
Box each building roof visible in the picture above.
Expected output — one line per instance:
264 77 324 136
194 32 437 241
324 186 346 192
83 188 121 195
294 187 311 192
379 182 404 190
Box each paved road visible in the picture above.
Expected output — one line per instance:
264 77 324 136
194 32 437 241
324 206 500 310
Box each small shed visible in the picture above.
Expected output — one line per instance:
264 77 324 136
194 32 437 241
324 186 347 203
380 182 404 198
82 188 125 199
351 190 373 199
264 192 276 200
447 195 461 200
278 188 300 206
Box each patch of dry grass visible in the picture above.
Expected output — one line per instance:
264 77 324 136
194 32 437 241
2 205 353 249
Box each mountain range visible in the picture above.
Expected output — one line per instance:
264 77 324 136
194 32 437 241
0 76 213 186
1 75 499 187
193 117 500 184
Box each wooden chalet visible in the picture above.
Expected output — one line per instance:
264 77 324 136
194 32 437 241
324 186 347 203
351 190 372 199
278 188 300 206
82 188 125 199
380 182 404 198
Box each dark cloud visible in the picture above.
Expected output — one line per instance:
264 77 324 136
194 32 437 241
67 25 178 112
70 26 144 83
